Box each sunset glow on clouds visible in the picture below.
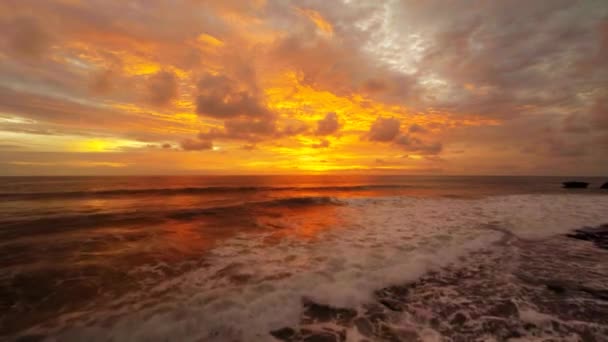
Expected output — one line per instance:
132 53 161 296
0 0 607 175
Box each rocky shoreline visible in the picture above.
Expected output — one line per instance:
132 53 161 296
271 225 608 341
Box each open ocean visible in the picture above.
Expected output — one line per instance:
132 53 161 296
1 175 607 341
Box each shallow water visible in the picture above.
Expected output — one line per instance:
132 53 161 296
0 176 607 341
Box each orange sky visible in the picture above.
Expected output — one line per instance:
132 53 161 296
0 0 607 175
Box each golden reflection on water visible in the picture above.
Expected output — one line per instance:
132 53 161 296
259 205 344 243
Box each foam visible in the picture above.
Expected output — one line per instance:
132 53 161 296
26 194 608 341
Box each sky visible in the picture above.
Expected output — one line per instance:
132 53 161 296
0 0 607 176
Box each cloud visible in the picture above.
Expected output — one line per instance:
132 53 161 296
362 79 387 94
89 69 115 94
395 135 443 155
544 136 588 158
0 0 607 175
312 139 330 148
281 120 309 136
368 117 401 142
316 112 339 135
195 73 272 119
296 8 333 36
180 138 213 151
408 124 427 134
147 70 178 106
6 17 51 58
591 95 608 130
224 118 277 139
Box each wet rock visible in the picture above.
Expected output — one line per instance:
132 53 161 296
15 335 46 342
354 317 374 337
505 330 523 339
301 299 357 325
400 330 420 341
271 327 297 341
271 327 346 342
481 318 513 337
579 286 608 301
450 312 467 326
546 282 567 294
302 332 341 342
375 285 409 312
566 225 608 250
362 304 390 324
487 300 519 318
374 324 406 342
378 298 403 312
562 181 589 189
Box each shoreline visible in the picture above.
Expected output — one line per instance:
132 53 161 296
270 225 608 341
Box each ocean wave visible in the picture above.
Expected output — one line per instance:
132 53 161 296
0 185 410 201
0 196 343 239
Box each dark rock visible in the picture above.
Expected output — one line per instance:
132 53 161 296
487 300 519 318
395 329 419 341
378 299 404 312
579 287 608 301
375 285 409 311
374 324 406 342
566 225 608 250
302 332 340 342
546 283 567 294
270 327 297 341
562 181 589 189
15 335 46 342
301 299 357 325
505 330 524 339
450 312 468 326
363 304 389 325
354 317 374 337
601 182 608 189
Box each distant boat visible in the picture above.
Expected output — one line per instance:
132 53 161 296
562 181 589 189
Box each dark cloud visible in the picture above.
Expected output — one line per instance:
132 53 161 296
225 118 277 139
395 135 443 155
195 73 272 119
562 113 589 134
591 95 608 130
0 86 190 138
281 121 309 136
180 138 213 151
368 117 401 142
362 79 387 94
89 69 115 94
545 136 589 158
316 112 339 135
408 124 427 134
197 117 278 143
6 18 52 58
147 71 178 106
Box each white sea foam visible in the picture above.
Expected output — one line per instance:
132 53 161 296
45 194 608 341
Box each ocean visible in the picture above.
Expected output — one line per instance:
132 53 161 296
1 175 607 341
